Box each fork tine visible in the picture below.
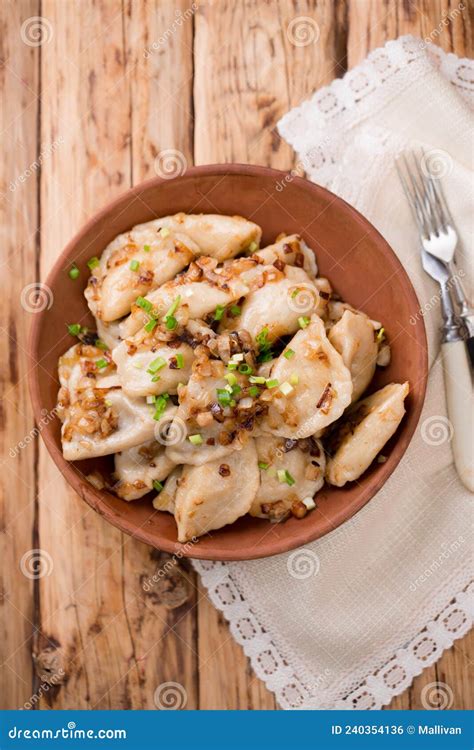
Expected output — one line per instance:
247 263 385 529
395 157 424 235
403 153 431 237
420 147 453 229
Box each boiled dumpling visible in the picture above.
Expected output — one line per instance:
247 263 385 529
328 310 378 402
120 258 250 338
250 435 325 520
57 343 120 408
326 382 409 487
155 213 262 261
85 228 198 321
60 387 158 461
166 421 251 466
230 266 322 342
263 316 353 438
173 439 259 542
95 318 123 351
112 338 194 397
114 438 176 501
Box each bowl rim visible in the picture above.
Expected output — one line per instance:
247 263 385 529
28 163 428 560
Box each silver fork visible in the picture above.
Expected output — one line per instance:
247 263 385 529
397 153 474 493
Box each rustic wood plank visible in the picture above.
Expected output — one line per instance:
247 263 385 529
37 0 198 709
193 0 347 709
0 0 40 709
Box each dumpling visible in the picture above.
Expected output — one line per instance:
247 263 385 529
172 440 259 542
166 420 251 466
250 435 325 520
152 467 182 513
120 258 250 339
263 316 353 438
253 234 317 278
60 387 158 461
155 213 262 261
328 310 378 402
230 266 322 342
326 382 410 487
85 229 198 321
57 343 120 408
95 318 123 351
112 338 194 397
114 439 176 501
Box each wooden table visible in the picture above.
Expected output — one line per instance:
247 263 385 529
2 0 472 710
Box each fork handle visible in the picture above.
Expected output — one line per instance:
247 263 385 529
467 337 474 369
441 340 474 492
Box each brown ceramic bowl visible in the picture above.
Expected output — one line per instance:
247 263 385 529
29 164 427 560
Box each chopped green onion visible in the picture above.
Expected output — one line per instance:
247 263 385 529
95 339 108 351
104 399 113 407
249 375 266 385
87 256 100 270
151 374 161 382
376 326 385 342
277 469 295 486
302 497 316 510
133 362 143 370
291 288 299 299
284 349 295 359
67 323 82 336
146 395 155 404
290 373 299 386
265 378 279 389
152 393 169 421
257 350 274 363
216 388 231 406
165 316 177 331
230 353 244 362
130 259 140 272
248 241 258 253
147 357 166 374
225 373 237 386
256 327 269 348
160 227 170 238
230 305 241 316
248 386 260 398
96 358 108 370
144 318 158 333
152 480 163 492
136 296 153 313
143 244 151 252
238 363 253 375
68 265 80 280
227 362 238 371
298 316 310 329
175 353 184 369
279 381 293 396
258 461 269 470
214 304 226 321
232 384 242 396
164 296 181 320
188 434 203 445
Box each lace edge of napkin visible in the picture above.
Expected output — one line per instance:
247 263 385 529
194 559 473 710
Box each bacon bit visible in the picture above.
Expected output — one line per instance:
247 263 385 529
261 501 290 523
218 431 234 446
218 464 231 477
294 252 304 268
291 500 307 519
304 463 321 481
273 258 285 272
316 383 333 413
283 243 292 254
239 415 254 431
137 270 154 285
319 290 330 300
126 343 137 356
168 356 178 369
210 401 225 422
206 437 215 446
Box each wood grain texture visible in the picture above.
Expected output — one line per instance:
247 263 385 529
0 0 471 710
0 0 39 710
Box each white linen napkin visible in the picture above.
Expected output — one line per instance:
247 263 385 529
193 36 473 710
